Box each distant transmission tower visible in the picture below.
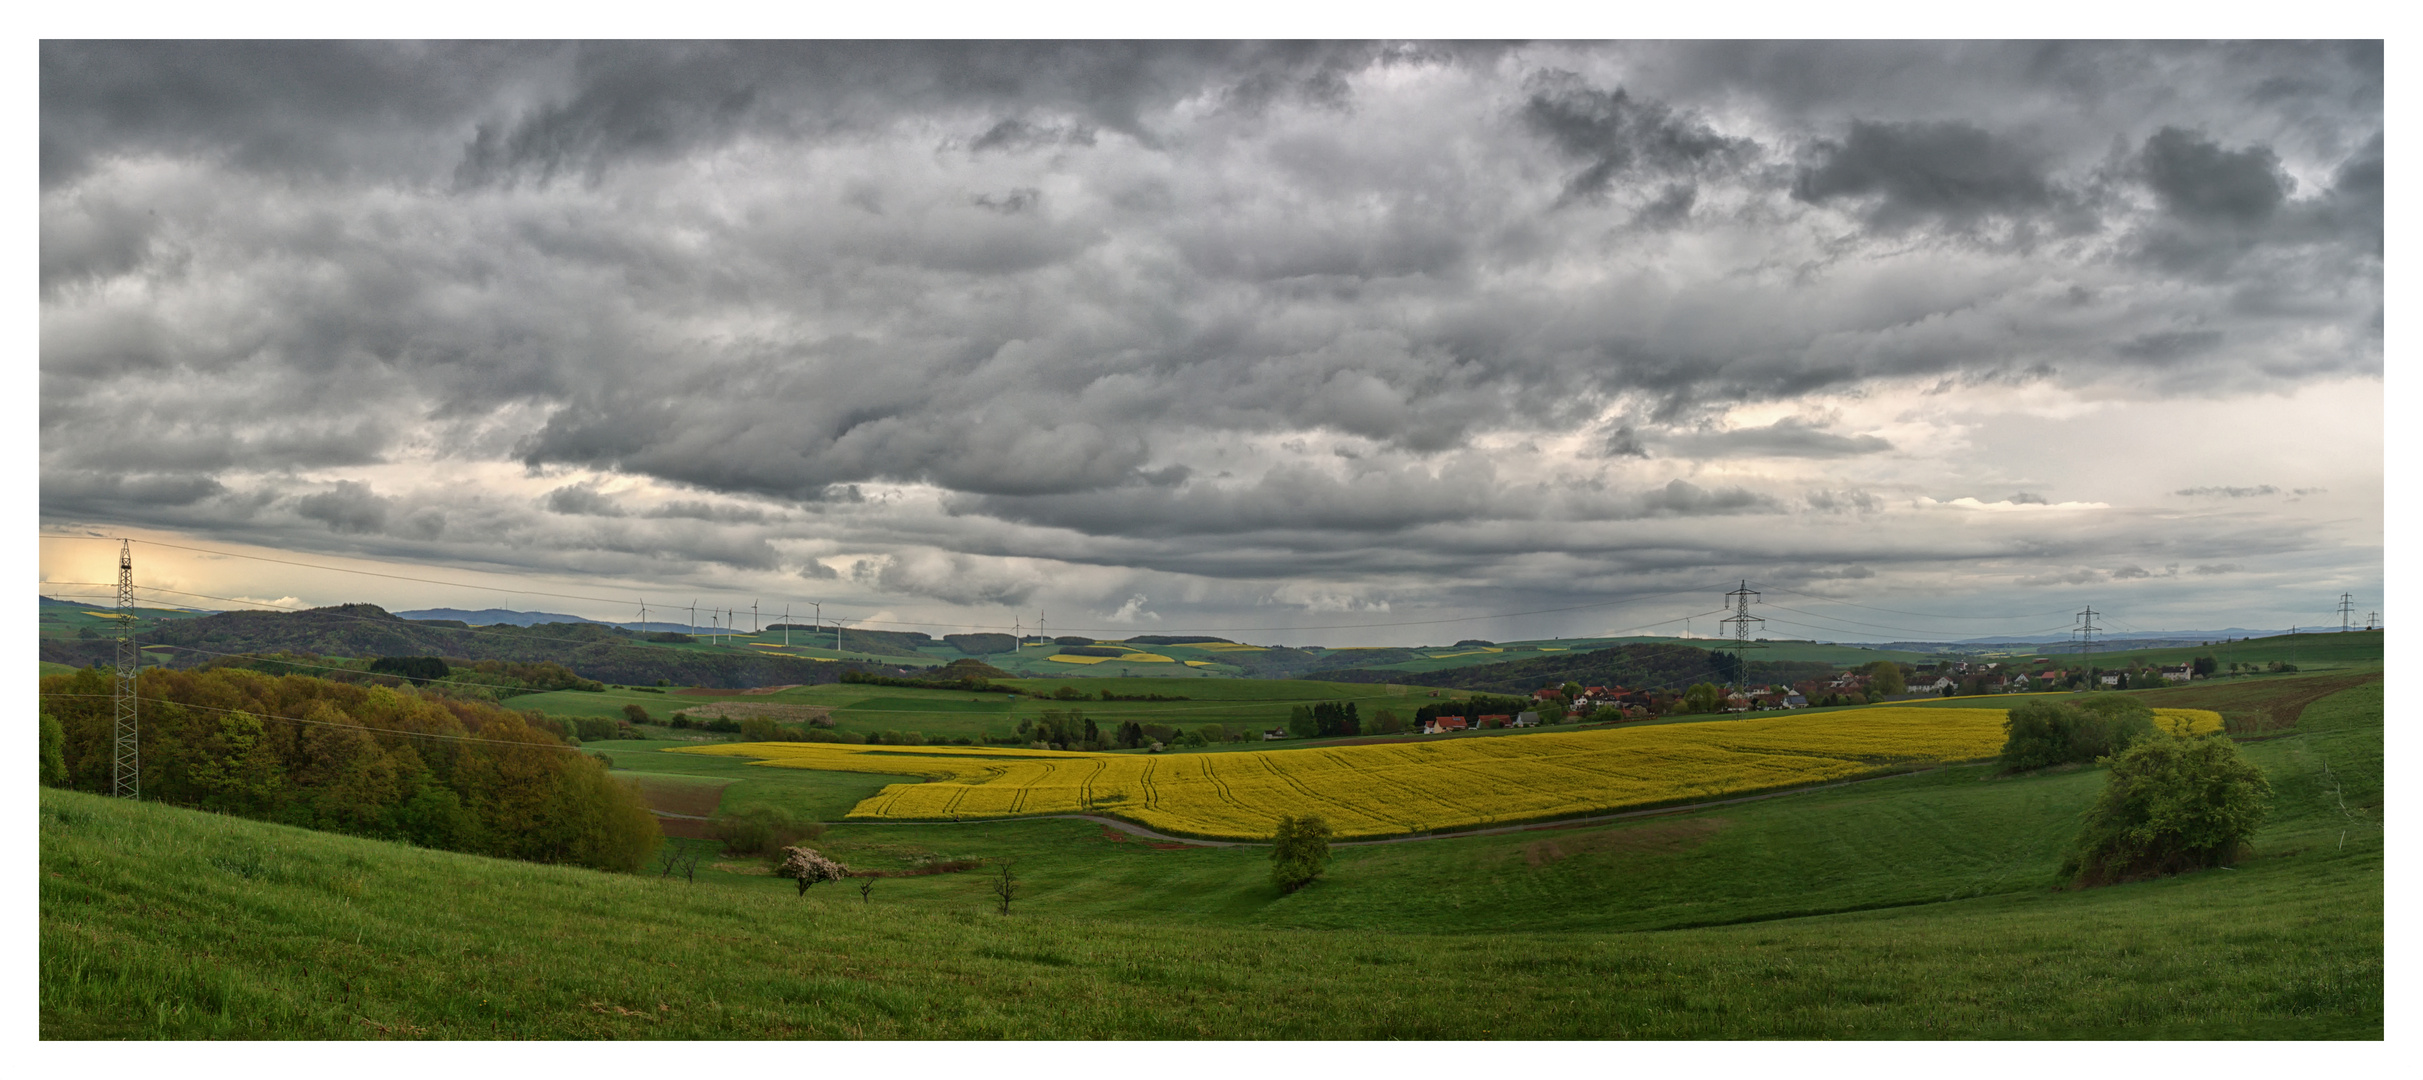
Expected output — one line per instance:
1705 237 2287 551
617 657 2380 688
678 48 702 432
2338 593 2355 632
2368 611 2380 632
2073 606 2101 666
1718 580 1765 684
112 539 139 800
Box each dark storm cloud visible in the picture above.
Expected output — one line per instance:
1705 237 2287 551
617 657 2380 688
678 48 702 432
1519 70 1755 205
292 481 392 535
2140 127 2289 227
1791 120 2061 229
37 41 2382 632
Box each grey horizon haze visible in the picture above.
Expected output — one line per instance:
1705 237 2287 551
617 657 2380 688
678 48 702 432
37 41 2382 645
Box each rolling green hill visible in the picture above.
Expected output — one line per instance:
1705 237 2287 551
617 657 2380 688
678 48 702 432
41 676 2381 1037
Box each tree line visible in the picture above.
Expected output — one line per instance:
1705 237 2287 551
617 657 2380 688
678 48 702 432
39 665 660 872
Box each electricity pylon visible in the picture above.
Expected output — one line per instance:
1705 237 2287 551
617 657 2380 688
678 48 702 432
113 539 139 799
1717 580 1764 685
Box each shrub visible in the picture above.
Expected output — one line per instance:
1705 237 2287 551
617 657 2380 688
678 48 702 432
2062 733 2272 887
1999 696 2156 771
776 846 848 896
1270 814 1334 894
710 806 827 856
622 703 652 723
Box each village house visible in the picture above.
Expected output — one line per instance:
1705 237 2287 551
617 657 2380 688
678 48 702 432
1915 675 1956 694
2161 665 2195 683
1509 711 1541 728
1422 715 1469 734
1477 714 1512 728
1262 728 1289 740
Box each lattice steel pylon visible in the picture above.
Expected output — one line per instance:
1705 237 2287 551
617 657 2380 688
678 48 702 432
1718 580 1765 682
112 538 139 799
2338 593 2355 632
2073 606 2101 666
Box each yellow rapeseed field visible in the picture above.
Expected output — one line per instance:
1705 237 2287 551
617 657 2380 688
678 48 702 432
677 705 2222 840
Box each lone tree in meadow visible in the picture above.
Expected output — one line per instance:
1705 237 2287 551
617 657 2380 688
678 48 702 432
2061 732 2271 887
1270 814 1334 894
990 858 1021 914
776 846 847 896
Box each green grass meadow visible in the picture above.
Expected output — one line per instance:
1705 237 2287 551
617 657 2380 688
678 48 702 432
39 674 2383 1038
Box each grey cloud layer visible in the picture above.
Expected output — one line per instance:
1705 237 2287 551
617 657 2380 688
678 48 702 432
39 42 2381 633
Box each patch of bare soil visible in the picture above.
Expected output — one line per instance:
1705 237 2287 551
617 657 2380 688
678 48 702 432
1521 817 1728 868
2135 670 2383 734
675 701 834 723
741 684 803 695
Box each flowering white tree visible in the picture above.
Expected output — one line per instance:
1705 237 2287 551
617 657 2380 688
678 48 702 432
777 846 847 896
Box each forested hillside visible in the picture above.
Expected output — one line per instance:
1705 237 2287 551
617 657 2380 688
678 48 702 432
37 603 880 689
39 666 658 871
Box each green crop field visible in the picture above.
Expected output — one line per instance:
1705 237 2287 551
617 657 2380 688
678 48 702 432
518 677 1456 744
40 672 2381 1038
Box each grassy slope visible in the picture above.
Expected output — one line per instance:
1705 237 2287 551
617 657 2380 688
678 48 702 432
40 681 2381 1038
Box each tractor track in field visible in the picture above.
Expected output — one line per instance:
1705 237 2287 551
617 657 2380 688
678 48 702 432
821 761 1977 847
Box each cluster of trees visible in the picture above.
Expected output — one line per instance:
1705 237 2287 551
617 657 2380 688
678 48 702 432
1110 720 1223 749
1411 696 1533 725
1282 701 1410 738
1999 696 2159 771
1020 709 1100 750
1997 694 2274 887
38 666 659 872
838 659 1015 693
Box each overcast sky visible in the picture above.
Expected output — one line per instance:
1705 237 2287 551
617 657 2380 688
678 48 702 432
36 40 2383 644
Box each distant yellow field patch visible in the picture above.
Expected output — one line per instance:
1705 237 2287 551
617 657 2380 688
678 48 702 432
1183 660 1217 667
1044 654 1113 664
1115 653 1175 663
677 705 2224 840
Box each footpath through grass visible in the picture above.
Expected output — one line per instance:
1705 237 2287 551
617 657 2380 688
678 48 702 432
40 679 2382 1038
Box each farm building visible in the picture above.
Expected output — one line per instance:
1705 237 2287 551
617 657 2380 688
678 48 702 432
1422 716 1469 734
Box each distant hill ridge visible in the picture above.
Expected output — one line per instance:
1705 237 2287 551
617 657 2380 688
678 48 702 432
395 607 602 627
37 602 889 689
1319 642 1836 695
